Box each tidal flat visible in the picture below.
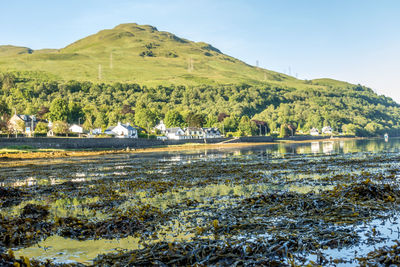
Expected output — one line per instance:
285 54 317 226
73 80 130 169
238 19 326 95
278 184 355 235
1 138 400 266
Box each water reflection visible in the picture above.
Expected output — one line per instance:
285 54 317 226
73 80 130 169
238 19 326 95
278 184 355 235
15 235 141 264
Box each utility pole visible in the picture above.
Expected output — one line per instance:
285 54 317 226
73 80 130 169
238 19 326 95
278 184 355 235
31 116 34 138
188 57 194 72
98 64 102 80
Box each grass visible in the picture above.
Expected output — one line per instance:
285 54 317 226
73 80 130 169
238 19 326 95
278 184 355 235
0 23 346 90
0 146 63 154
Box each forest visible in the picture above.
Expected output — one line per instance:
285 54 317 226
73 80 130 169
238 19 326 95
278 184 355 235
1 71 400 137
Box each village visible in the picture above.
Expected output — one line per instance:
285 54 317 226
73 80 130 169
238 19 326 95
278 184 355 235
5 113 334 140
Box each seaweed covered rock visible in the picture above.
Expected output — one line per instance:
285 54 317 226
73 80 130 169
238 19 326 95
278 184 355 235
326 179 400 203
56 216 143 240
21 204 50 220
0 249 85 266
0 187 25 208
357 241 400 266
0 216 53 248
93 240 289 266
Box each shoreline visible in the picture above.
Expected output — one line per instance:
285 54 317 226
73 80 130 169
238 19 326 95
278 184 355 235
0 136 369 161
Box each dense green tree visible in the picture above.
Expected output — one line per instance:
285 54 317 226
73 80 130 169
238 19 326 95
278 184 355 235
164 110 184 128
49 98 69 121
52 121 69 134
279 124 291 138
68 102 85 124
204 114 218 128
0 72 15 90
135 108 157 130
34 122 49 133
37 106 50 119
238 116 257 136
0 101 10 120
223 116 239 133
0 114 10 134
185 112 205 127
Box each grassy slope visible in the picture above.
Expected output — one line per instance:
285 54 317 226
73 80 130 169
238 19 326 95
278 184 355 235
0 23 336 90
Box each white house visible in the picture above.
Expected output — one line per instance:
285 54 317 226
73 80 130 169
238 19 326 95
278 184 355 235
322 126 333 135
165 127 185 140
184 127 204 139
69 124 83 134
155 120 167 133
105 122 138 138
310 127 319 136
203 128 222 138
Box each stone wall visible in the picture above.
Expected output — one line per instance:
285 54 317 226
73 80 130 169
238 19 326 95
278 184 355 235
0 137 229 149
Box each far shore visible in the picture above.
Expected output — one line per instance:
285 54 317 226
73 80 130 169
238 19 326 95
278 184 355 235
0 136 370 161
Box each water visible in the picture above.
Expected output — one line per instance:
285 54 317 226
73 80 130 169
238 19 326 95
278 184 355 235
2 137 400 265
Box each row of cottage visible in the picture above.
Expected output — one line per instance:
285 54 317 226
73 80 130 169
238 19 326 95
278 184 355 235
9 114 333 139
104 121 222 139
8 115 222 139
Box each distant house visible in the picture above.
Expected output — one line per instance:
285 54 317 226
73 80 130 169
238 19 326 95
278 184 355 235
310 127 319 136
69 124 84 134
9 114 42 134
165 127 185 140
91 128 102 135
105 122 138 138
322 126 333 135
203 128 222 138
184 127 204 139
154 120 167 133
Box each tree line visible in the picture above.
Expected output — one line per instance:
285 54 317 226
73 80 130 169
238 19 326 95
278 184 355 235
1 71 400 137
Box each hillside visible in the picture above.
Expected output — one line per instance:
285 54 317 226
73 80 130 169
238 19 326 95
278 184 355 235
0 23 400 137
0 23 310 88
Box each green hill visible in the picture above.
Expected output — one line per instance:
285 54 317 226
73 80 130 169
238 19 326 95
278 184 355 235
0 23 400 137
0 23 307 88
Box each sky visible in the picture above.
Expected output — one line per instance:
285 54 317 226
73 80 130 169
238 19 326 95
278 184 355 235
1 0 400 102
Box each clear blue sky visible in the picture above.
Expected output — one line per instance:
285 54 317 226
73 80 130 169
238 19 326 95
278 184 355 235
1 0 400 102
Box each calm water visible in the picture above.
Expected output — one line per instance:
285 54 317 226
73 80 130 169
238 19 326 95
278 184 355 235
1 137 400 265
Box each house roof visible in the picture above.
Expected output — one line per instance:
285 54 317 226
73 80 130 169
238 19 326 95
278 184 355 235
203 127 221 134
106 123 138 132
121 123 135 131
105 126 115 132
14 114 38 122
185 127 203 132
166 127 184 134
